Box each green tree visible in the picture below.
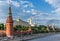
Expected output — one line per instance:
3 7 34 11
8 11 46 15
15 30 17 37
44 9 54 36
20 26 29 31
0 23 5 30
14 25 29 31
38 25 48 33
14 25 22 31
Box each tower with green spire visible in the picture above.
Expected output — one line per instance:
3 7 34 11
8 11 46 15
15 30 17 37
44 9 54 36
6 0 14 37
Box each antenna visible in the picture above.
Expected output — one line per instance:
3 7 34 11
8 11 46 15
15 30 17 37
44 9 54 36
8 0 11 6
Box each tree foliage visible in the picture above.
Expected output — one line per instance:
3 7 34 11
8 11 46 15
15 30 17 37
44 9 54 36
14 25 29 31
0 23 5 30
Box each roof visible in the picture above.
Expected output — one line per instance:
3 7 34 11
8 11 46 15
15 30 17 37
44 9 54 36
13 19 31 27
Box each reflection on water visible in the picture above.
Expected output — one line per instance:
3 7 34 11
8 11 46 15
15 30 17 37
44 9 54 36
29 34 60 41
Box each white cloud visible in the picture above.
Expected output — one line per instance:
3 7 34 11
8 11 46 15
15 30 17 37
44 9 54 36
45 0 60 15
11 1 20 7
0 13 7 23
29 9 41 15
31 11 60 21
30 9 37 15
55 8 60 13
30 11 60 25
26 10 30 13
20 1 34 8
0 0 34 23
6 0 11 4
23 5 29 8
22 3 33 8
23 9 39 15
0 0 60 25
7 0 20 7
0 10 3 12
45 0 60 8
28 3 34 7
20 1 30 4
0 1 7 6
23 9 26 12
52 8 60 14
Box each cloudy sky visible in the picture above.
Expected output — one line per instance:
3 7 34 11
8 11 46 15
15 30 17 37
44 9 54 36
0 0 60 25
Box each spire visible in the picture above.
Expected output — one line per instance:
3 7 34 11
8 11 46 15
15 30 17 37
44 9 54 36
8 0 12 16
6 0 13 23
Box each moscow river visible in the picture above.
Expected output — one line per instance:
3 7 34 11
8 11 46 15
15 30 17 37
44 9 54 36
28 34 60 41
0 33 60 41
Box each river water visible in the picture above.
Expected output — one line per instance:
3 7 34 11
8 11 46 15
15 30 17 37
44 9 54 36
28 34 60 41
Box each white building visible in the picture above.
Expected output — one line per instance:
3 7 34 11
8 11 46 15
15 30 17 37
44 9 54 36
13 19 31 27
28 17 37 27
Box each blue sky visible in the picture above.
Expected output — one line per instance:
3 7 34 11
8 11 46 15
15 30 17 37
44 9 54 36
0 0 60 26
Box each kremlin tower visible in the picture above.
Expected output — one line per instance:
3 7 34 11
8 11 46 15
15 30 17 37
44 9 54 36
6 1 14 37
